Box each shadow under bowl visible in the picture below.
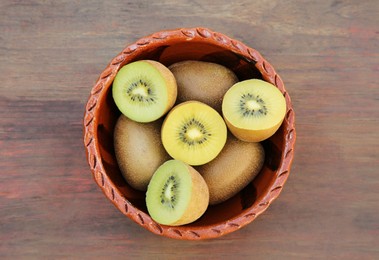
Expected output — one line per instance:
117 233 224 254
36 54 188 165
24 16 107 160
83 27 296 240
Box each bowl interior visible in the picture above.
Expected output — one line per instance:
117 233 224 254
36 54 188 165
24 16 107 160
94 40 286 227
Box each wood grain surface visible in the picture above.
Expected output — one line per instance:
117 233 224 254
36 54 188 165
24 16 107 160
1 0 378 259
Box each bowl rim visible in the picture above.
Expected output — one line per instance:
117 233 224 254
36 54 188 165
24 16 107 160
83 27 296 240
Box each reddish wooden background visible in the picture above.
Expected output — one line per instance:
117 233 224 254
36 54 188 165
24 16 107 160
1 1 378 259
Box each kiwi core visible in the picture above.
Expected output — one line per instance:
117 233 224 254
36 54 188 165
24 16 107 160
240 93 267 117
126 79 156 104
179 118 210 146
187 128 201 139
161 175 178 209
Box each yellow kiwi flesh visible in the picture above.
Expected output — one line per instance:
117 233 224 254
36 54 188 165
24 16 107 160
114 115 171 191
196 134 265 205
161 101 227 166
222 79 286 142
146 159 209 226
169 60 238 112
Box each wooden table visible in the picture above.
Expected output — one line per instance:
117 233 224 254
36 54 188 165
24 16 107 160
1 1 378 259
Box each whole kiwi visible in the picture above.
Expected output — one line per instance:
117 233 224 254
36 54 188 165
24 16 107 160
196 134 265 205
169 60 238 112
114 115 171 191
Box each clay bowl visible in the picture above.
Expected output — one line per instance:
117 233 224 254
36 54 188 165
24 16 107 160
83 27 296 240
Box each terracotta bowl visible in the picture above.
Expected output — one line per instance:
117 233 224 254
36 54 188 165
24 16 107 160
83 27 296 240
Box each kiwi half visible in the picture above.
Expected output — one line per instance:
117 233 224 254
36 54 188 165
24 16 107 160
169 60 238 112
112 60 177 123
222 79 286 142
114 115 170 191
196 134 265 205
161 101 227 166
146 159 209 226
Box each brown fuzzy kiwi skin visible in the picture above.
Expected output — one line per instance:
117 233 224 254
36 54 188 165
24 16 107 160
170 164 209 226
196 134 265 205
113 115 171 191
168 60 238 113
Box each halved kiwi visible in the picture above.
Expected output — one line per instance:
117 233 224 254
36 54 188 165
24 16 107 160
222 79 286 142
112 60 177 123
196 134 265 205
114 115 171 191
146 159 209 226
161 101 227 166
168 60 238 112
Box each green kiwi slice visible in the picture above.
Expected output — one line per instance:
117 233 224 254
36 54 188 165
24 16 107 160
112 60 177 123
146 160 209 226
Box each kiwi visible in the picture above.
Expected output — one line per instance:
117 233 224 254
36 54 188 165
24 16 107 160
146 159 209 226
161 101 227 166
196 134 265 205
112 60 177 123
169 60 238 112
222 79 286 142
114 115 171 191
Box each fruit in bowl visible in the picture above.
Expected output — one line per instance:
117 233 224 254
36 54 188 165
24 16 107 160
83 27 296 240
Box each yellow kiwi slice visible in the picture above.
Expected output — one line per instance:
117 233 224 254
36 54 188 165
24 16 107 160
161 101 227 166
112 60 177 123
114 115 171 191
196 134 265 205
146 159 209 226
222 79 286 142
169 60 238 112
